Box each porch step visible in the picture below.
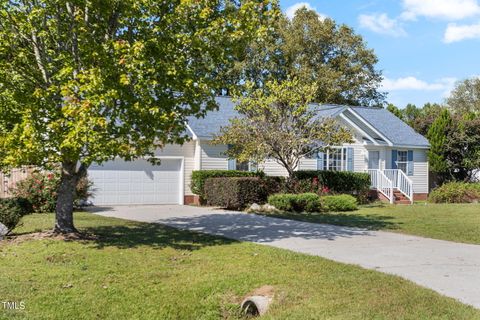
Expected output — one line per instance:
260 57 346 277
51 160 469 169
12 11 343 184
374 190 412 204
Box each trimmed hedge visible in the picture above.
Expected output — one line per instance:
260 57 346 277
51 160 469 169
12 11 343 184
429 182 480 203
321 195 358 212
292 171 371 196
191 170 262 201
204 177 267 210
0 197 32 233
268 193 322 213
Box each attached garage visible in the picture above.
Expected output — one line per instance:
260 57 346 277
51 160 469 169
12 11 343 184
88 158 184 205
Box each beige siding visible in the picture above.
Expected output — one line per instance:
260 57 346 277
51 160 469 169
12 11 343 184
154 142 196 195
384 147 429 194
258 159 289 176
412 149 429 194
200 142 229 170
298 158 317 171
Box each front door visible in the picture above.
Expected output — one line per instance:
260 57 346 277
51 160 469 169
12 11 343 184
368 151 380 170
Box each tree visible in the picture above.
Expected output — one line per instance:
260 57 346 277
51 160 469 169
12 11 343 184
0 0 275 233
212 79 353 178
447 78 480 115
427 109 452 182
386 103 403 120
228 7 385 106
403 103 420 126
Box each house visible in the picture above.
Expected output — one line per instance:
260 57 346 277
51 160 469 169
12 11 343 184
88 96 430 206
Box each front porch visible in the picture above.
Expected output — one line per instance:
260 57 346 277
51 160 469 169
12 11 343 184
368 169 414 204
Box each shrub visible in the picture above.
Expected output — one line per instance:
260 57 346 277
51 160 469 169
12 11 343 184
204 177 267 210
191 170 263 201
321 195 358 212
262 176 287 196
268 194 296 212
13 171 92 213
0 197 32 233
429 182 480 203
268 193 322 213
291 171 371 201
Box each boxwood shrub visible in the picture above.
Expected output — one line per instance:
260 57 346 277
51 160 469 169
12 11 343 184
429 182 480 203
321 194 358 212
191 170 262 201
0 197 33 233
268 193 322 213
204 177 267 210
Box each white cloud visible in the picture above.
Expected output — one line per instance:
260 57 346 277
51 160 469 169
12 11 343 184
444 22 480 42
382 76 457 96
358 13 407 37
401 0 480 21
285 2 327 20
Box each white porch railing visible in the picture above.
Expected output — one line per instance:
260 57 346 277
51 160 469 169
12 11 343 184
367 169 413 204
367 169 394 204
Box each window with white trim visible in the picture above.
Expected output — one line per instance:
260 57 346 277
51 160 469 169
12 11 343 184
397 151 408 173
236 160 250 171
323 148 347 171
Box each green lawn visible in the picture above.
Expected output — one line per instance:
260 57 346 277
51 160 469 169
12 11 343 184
1 213 479 319
259 203 480 244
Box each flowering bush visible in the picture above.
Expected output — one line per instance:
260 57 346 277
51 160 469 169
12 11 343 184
13 171 92 213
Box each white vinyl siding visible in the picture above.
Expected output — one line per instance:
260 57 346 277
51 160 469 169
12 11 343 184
385 147 429 194
411 149 429 194
154 142 196 195
200 142 229 170
258 159 289 176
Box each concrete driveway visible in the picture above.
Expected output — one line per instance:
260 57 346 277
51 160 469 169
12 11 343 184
89 205 480 309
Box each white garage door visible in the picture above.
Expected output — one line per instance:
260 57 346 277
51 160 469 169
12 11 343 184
88 159 182 205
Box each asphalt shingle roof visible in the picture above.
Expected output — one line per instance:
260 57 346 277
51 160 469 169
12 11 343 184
187 97 430 148
350 107 430 147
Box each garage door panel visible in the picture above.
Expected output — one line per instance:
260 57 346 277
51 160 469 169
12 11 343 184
88 159 181 205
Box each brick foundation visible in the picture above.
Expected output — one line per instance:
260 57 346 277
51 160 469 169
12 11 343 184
413 193 429 201
184 195 200 206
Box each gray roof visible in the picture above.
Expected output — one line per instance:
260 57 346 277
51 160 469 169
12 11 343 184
187 97 430 148
350 107 430 147
187 96 240 138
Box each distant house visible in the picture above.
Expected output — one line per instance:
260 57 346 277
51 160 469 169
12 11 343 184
88 97 430 206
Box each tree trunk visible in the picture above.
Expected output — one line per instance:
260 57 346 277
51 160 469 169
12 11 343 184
54 162 78 234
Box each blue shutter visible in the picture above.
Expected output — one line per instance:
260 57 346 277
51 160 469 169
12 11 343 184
391 150 398 169
346 148 354 172
228 158 236 170
317 152 325 170
407 150 414 176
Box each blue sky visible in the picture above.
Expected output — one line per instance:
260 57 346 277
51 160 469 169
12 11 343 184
280 0 480 108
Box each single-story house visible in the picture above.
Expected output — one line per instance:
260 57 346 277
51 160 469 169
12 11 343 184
88 96 430 206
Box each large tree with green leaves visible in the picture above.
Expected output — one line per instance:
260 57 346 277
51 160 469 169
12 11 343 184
0 0 276 233
213 79 353 178
226 7 385 106
447 77 480 115
427 109 452 182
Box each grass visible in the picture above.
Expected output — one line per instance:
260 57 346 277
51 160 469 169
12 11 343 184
1 212 480 319
258 202 480 244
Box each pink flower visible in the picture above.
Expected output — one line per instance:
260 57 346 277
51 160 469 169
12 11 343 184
322 186 330 194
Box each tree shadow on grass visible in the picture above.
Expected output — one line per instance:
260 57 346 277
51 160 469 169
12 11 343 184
83 222 237 251
256 211 399 231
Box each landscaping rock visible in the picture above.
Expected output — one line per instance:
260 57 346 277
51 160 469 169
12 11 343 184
0 222 8 240
250 203 262 211
246 203 280 214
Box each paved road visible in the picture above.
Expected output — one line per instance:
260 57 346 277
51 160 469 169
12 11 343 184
89 205 480 309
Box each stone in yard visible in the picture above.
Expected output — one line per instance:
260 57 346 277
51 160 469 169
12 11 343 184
249 203 262 212
0 222 9 240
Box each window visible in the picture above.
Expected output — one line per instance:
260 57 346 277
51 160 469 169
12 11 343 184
397 151 408 173
236 160 250 172
322 148 347 171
